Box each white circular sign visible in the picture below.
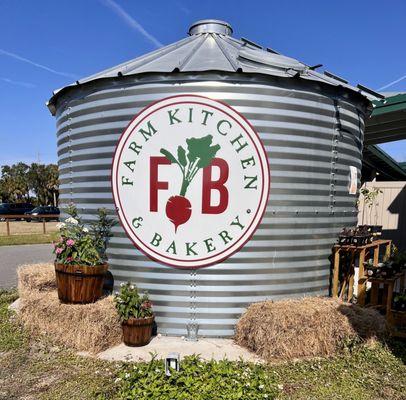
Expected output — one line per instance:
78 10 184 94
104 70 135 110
112 95 270 269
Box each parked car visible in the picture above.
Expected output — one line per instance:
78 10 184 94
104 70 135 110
0 203 35 220
25 206 60 222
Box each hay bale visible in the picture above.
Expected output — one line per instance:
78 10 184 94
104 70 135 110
17 263 56 294
18 263 122 354
234 297 387 361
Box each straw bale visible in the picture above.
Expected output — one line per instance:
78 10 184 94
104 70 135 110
17 263 56 294
234 297 387 361
18 263 121 354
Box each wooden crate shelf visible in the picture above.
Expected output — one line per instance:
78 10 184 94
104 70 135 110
331 239 392 304
361 270 405 338
331 238 406 337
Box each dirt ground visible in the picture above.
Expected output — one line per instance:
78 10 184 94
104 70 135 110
0 221 58 236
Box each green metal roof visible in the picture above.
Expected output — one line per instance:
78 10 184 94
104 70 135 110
363 144 406 181
363 93 406 180
372 93 406 116
364 93 406 145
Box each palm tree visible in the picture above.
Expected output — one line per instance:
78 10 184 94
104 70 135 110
0 163 30 202
0 162 59 205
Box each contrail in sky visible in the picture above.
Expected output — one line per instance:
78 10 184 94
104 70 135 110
0 48 76 79
377 73 406 91
100 0 163 48
176 2 191 14
0 77 36 88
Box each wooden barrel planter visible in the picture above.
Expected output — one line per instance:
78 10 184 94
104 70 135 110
54 262 108 304
122 316 155 346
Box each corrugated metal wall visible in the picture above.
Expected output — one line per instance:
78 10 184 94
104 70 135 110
358 181 406 250
56 74 367 336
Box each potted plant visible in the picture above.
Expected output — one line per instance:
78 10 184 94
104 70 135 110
53 204 115 304
352 225 373 246
364 259 381 278
114 283 154 346
338 228 353 245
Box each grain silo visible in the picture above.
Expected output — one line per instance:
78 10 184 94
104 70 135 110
48 19 377 337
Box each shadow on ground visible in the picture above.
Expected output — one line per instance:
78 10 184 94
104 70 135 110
338 303 406 364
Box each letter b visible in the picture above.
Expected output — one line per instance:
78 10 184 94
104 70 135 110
202 158 229 214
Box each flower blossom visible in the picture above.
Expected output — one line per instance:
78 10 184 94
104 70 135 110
66 257 73 262
66 239 75 247
56 222 66 229
65 217 78 225
141 300 152 310
55 247 63 254
82 227 89 233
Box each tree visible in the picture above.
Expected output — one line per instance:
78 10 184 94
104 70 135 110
0 162 59 205
360 186 383 225
46 164 59 206
0 163 30 202
27 163 59 206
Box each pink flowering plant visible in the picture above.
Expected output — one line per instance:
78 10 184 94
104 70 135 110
53 203 115 266
114 282 153 321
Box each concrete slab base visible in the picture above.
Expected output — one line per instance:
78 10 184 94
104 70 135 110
97 335 263 363
9 298 20 312
8 296 261 363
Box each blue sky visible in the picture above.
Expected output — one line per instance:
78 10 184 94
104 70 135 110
0 0 405 166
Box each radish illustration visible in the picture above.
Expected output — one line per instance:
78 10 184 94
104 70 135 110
160 134 220 232
165 195 191 233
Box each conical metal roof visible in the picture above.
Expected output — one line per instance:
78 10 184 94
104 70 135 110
48 19 381 114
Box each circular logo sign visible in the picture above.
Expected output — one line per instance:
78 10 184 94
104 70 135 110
112 95 270 269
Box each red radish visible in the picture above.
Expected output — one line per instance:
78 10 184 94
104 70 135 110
160 135 220 232
165 195 191 232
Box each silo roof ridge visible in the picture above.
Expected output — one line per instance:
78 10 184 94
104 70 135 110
48 19 379 114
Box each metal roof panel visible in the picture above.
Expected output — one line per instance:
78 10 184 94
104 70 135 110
48 19 376 113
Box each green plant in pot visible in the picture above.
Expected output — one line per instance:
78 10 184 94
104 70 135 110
114 283 154 346
53 204 115 304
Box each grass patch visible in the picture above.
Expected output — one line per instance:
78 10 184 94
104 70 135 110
0 345 119 400
0 289 119 400
275 343 406 399
0 288 19 305
0 288 405 399
0 232 59 246
0 289 26 352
